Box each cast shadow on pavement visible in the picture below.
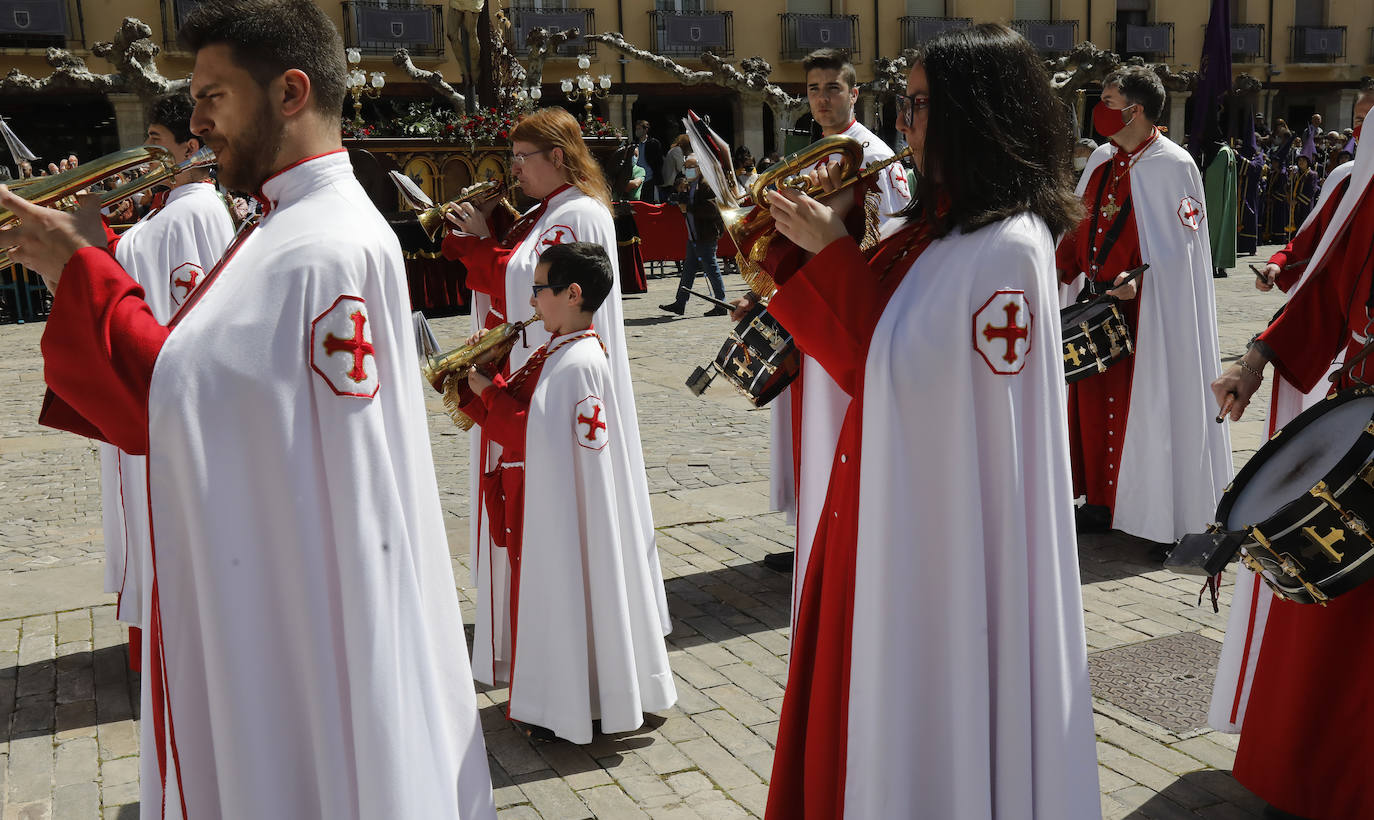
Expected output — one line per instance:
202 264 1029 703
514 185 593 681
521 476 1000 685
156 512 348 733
1125 767 1267 819
1 643 138 743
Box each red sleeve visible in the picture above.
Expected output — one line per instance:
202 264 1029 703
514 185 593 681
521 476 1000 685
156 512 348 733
1259 265 1357 393
38 247 168 454
1273 179 1348 292
478 383 530 451
441 232 513 299
758 187 869 293
1055 220 1086 283
101 217 120 254
768 237 885 397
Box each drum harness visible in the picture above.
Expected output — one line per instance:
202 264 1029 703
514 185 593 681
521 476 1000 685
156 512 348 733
1078 160 1137 300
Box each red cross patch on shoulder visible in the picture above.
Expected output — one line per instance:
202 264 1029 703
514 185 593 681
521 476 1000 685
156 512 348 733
310 295 379 398
1177 196 1203 231
972 290 1033 375
537 224 577 250
574 395 609 450
168 262 204 309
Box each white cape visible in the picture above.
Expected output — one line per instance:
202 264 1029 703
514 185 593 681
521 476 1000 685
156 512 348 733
510 335 676 743
1209 147 1374 733
141 153 493 819
846 213 1100 817
1067 137 1232 542
99 181 234 628
466 186 669 686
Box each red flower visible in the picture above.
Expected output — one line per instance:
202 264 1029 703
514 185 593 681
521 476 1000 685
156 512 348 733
498 130 508 138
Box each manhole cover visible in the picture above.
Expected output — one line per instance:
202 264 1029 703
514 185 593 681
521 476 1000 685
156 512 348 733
1087 632 1220 735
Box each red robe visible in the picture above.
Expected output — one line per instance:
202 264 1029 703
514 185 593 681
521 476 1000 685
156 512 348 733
1232 179 1374 817
1055 145 1145 511
763 222 933 819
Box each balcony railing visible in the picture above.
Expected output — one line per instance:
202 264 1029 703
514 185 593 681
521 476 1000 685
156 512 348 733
159 0 204 49
899 16 971 50
1108 22 1175 59
510 7 595 57
1011 19 1079 54
1288 25 1344 63
648 10 733 58
1227 22 1265 61
341 1 444 58
780 13 858 61
0 0 84 50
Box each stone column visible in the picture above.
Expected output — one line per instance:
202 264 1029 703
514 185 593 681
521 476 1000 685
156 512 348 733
607 93 637 135
1332 88 1360 132
108 93 147 150
734 94 766 159
1167 90 1190 145
1262 88 1278 124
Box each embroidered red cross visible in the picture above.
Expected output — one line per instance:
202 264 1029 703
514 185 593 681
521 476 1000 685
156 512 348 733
541 228 568 248
983 303 1029 364
173 268 200 298
577 404 607 441
323 310 375 383
1183 203 1200 220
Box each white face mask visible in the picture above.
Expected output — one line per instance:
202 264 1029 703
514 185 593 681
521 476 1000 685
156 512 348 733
685 168 699 180
1074 157 1088 171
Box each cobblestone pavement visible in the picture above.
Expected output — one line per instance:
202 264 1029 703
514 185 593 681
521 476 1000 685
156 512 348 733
2 250 1292 819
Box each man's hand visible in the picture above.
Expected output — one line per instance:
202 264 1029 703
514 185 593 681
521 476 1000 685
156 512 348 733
766 187 847 256
0 187 104 291
1211 351 1268 422
1107 270 1139 300
443 201 491 239
1253 263 1281 292
466 366 494 396
729 293 759 321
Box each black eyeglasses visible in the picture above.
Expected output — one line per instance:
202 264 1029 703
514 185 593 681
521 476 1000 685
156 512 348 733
896 94 931 123
531 283 563 297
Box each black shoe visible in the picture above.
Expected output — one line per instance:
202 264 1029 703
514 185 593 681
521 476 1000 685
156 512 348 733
1074 504 1111 534
659 302 684 315
704 306 728 317
763 551 794 572
1213 268 1229 278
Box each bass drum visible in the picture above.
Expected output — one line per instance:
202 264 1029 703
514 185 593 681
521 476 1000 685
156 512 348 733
1214 388 1374 604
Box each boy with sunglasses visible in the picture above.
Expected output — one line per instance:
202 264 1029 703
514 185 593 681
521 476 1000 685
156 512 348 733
454 241 676 744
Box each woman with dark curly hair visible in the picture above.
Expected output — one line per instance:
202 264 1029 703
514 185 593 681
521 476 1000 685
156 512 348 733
757 23 1100 818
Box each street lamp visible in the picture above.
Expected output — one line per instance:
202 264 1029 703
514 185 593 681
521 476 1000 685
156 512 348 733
346 48 385 130
561 54 611 122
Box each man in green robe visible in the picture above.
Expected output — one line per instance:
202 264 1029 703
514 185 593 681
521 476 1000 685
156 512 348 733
1203 140 1237 276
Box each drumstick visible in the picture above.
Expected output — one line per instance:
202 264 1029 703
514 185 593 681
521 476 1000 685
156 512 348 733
1216 392 1235 424
680 288 738 311
1248 263 1270 286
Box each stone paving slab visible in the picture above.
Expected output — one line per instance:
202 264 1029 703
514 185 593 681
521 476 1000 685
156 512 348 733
1 252 1292 818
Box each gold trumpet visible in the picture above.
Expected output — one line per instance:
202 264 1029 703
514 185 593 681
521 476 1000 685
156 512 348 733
414 179 522 241
719 135 912 297
0 145 216 265
416 312 543 430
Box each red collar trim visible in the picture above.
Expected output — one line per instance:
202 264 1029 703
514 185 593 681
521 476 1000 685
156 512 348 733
1110 128 1160 159
542 183 575 204
253 148 348 212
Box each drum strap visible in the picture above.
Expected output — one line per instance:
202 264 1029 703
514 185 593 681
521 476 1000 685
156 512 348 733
1084 172 1135 294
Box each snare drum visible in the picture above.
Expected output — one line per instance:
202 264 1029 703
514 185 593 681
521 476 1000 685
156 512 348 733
685 303 800 406
1204 388 1374 604
1060 297 1134 384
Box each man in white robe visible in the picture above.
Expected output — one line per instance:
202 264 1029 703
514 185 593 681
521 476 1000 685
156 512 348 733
756 49 912 623
98 91 235 639
1062 67 1231 545
0 1 494 817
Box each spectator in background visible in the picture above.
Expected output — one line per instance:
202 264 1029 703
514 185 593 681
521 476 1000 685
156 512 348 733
733 144 757 191
757 150 782 174
662 134 689 193
659 154 727 317
633 119 664 203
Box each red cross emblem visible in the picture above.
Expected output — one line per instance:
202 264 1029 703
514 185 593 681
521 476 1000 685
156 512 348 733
574 395 609 450
889 164 908 193
310 295 380 398
1177 196 1203 231
972 290 1034 375
537 224 577 250
168 262 203 308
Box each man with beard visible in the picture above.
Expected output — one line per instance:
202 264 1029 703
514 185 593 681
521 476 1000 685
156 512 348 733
0 1 495 817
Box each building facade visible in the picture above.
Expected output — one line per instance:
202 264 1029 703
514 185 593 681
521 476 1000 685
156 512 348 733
0 0 1370 168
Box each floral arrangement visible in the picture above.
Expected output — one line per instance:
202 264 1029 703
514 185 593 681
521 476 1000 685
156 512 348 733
342 102 623 144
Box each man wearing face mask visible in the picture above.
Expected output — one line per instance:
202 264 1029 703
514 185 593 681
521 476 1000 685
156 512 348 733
1055 66 1230 547
659 154 727 316
633 119 664 203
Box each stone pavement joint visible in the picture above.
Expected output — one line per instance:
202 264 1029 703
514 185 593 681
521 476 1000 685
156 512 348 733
1 257 1290 817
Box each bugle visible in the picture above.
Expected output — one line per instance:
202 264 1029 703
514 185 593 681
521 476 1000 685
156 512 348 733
413 311 543 430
